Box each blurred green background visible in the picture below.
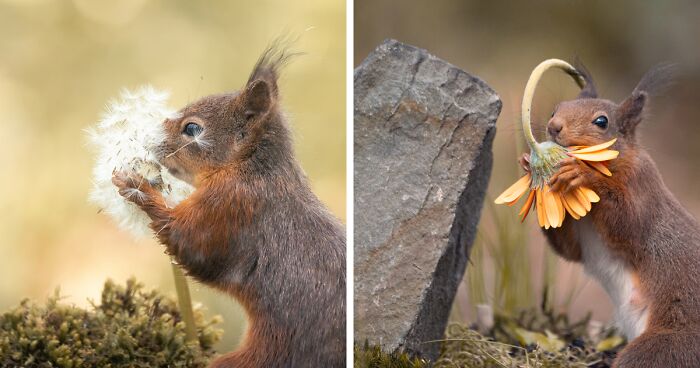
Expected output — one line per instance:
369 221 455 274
356 0 700 325
0 0 345 353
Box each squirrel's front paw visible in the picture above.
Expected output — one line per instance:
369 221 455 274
112 171 156 207
549 158 599 193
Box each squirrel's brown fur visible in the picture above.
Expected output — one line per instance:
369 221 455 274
113 44 346 368
522 63 700 367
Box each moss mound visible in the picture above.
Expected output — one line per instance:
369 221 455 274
354 343 429 368
0 278 223 368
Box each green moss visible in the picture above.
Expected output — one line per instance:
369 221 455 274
0 278 223 368
354 343 428 368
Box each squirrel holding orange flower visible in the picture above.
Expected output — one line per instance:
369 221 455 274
111 45 346 368
520 63 700 367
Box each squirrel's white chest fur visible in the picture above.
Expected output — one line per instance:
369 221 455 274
577 218 648 340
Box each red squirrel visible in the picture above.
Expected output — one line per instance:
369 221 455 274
111 45 346 368
520 63 700 367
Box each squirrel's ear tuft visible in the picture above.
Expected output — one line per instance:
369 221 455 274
574 59 597 99
632 63 678 96
246 38 301 101
243 79 273 120
242 38 302 120
617 91 647 136
617 63 677 137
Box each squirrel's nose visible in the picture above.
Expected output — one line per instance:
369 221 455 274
547 119 563 137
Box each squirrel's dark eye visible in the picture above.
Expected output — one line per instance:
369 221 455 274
592 116 608 129
183 122 203 137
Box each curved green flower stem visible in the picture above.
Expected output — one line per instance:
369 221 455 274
521 59 585 152
171 262 197 343
521 59 586 188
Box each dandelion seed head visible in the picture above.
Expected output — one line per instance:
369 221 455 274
88 85 193 238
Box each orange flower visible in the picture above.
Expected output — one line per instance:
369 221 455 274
494 58 620 228
495 139 618 228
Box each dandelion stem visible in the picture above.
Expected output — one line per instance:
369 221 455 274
171 262 197 343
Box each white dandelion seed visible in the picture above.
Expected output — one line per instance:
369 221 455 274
87 85 194 238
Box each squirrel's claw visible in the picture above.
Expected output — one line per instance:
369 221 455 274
549 158 597 193
112 170 144 190
519 153 531 172
112 171 154 206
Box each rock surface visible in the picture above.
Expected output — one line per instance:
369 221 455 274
354 39 501 360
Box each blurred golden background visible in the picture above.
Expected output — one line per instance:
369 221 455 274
356 0 700 326
0 0 345 352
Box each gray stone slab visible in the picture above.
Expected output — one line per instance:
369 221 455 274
354 39 501 360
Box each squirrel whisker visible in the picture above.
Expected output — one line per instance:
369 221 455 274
193 134 213 149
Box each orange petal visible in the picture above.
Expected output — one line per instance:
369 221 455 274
519 190 536 221
587 161 612 176
555 192 565 227
579 187 600 203
536 189 545 228
568 138 617 154
573 188 592 211
561 195 581 220
495 174 532 204
570 149 619 162
543 186 560 229
563 191 586 217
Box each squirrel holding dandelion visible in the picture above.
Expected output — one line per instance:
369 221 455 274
514 62 700 367
111 45 346 368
